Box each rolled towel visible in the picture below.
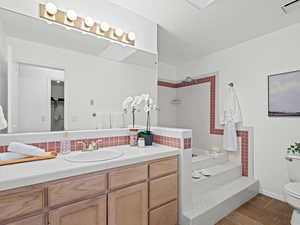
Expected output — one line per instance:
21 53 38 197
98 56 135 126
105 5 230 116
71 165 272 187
0 152 26 162
8 142 46 157
0 105 7 130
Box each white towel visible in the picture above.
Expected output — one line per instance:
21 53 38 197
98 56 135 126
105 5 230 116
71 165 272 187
8 142 46 156
0 105 7 130
110 112 125 128
0 152 26 161
96 112 111 129
220 87 242 151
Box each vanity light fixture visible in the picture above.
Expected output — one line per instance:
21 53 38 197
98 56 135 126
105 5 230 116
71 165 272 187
66 9 77 22
45 2 57 16
84 16 95 27
100 22 110 32
39 4 136 46
128 32 136 41
115 28 124 37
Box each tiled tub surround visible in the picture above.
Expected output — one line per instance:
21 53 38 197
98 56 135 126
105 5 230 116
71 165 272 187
158 75 250 176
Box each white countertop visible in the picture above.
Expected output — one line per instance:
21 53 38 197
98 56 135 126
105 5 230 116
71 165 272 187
0 145 179 192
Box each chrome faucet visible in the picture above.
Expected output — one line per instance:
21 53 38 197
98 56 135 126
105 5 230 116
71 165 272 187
77 140 103 151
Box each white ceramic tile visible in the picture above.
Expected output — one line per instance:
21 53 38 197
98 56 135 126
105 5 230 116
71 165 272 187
183 177 259 225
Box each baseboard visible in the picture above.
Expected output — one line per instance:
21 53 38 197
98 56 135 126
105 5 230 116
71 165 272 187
260 188 285 202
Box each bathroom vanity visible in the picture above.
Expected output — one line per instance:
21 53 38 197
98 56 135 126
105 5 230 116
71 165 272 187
0 146 179 225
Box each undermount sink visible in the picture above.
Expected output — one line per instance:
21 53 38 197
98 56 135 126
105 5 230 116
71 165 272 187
64 149 124 163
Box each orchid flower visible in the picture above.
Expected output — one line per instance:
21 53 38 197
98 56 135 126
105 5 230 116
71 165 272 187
122 95 143 128
122 96 134 110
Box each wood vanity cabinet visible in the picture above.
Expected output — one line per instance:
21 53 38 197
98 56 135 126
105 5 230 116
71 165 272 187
5 215 45 225
48 196 107 225
0 185 44 223
108 182 148 225
0 156 178 225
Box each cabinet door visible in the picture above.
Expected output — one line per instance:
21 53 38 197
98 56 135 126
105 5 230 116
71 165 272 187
7 215 45 225
108 182 148 225
49 196 106 225
149 200 178 225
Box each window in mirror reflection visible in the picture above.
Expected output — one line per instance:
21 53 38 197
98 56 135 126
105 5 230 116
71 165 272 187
9 64 65 133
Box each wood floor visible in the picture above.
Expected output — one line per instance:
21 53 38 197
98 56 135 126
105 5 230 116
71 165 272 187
216 194 293 225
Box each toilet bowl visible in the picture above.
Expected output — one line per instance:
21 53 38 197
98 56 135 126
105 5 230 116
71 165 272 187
285 155 300 225
285 182 300 225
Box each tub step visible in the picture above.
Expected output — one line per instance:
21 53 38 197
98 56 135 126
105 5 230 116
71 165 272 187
184 177 259 225
193 162 242 196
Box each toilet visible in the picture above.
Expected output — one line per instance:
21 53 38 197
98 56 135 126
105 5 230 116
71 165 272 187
284 155 300 225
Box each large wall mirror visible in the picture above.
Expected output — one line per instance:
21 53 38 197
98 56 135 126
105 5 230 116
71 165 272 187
0 7 158 134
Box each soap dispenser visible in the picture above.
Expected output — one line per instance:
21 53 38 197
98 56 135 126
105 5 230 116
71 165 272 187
60 132 71 154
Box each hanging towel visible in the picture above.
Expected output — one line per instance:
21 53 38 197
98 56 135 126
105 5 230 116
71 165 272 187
0 105 7 130
8 142 46 156
110 112 125 128
0 152 27 162
220 87 242 151
96 112 111 129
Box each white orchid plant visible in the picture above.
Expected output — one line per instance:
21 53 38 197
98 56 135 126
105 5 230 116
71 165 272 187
142 94 158 134
122 94 158 131
122 95 142 128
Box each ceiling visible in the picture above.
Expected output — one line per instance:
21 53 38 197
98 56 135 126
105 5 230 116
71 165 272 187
109 0 300 65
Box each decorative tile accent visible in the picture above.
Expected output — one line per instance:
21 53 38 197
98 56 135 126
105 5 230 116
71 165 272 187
153 135 181 148
184 138 192 149
0 136 130 154
157 80 178 88
158 76 249 176
0 146 8 153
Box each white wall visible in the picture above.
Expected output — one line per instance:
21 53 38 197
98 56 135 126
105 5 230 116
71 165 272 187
0 21 7 134
157 62 177 127
157 86 177 127
13 64 64 133
176 83 222 150
176 22 300 200
0 0 157 54
8 37 157 131
158 62 177 81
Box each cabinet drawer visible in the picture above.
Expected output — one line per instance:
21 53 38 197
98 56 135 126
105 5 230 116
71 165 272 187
0 187 44 222
48 173 107 207
49 195 106 225
150 158 177 179
149 200 178 225
149 174 177 209
7 215 45 225
109 164 148 190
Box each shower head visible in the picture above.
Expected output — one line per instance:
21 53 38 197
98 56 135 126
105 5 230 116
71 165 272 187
183 76 194 83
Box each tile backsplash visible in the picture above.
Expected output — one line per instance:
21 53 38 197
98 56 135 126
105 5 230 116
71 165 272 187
0 127 193 153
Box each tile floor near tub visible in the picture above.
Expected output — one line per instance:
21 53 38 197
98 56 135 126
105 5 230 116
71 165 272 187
216 194 293 225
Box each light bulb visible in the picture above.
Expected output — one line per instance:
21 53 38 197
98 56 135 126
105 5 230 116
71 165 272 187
128 32 136 41
100 22 110 32
84 16 94 27
115 28 124 37
66 9 77 21
45 2 57 16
